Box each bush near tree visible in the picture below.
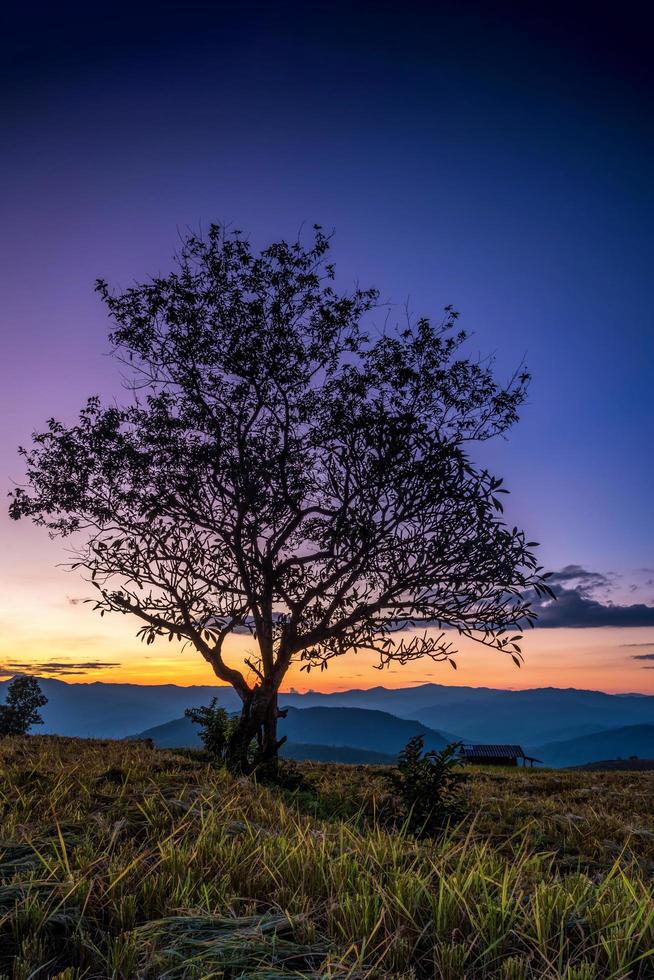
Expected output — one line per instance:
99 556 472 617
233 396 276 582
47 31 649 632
386 736 468 837
185 699 240 763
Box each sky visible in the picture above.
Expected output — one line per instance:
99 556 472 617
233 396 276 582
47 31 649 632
1 1 653 693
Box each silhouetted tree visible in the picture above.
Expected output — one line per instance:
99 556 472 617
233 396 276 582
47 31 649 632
0 676 48 735
9 225 552 770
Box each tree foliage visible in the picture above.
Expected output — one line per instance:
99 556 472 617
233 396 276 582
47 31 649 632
0 676 48 736
9 224 552 769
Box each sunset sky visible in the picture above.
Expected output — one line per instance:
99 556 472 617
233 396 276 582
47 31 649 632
1 2 653 693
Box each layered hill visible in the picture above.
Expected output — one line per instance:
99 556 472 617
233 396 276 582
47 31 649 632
409 687 654 744
6 677 654 754
0 676 240 739
531 724 654 768
133 705 452 758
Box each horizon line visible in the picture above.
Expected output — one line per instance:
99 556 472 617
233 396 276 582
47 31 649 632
0 672 651 698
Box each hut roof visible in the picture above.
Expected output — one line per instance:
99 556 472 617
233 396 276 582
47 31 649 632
460 744 525 759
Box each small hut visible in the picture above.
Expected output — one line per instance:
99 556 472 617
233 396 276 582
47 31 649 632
459 744 541 767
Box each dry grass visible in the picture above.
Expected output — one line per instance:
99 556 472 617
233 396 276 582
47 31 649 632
1 736 654 978
303 762 654 872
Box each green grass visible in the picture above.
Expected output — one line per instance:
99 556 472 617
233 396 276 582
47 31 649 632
2 737 654 978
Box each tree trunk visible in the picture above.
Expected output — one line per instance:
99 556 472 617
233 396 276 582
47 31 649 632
226 684 287 774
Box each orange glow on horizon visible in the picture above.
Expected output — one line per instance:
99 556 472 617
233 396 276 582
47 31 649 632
1 582 654 694
2 544 653 694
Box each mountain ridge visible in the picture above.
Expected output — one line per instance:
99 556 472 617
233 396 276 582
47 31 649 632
531 724 654 768
131 705 454 756
5 677 654 751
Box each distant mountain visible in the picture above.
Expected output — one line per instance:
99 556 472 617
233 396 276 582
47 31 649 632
6 676 654 749
531 725 654 767
409 688 654 744
283 685 654 746
0 676 240 739
280 683 503 714
133 705 452 755
132 715 199 747
281 706 451 753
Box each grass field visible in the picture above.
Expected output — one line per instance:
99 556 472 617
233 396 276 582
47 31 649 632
2 737 654 978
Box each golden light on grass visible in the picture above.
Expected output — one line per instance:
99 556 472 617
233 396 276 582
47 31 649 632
2 735 654 977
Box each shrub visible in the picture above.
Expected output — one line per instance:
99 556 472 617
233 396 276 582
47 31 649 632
386 736 468 837
184 699 240 763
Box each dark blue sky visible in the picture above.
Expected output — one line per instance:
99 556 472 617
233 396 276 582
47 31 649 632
1 1 653 624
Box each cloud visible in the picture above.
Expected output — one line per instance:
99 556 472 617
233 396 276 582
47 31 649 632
534 586 654 629
620 643 654 647
0 660 121 677
546 565 611 597
383 569 654 632
632 654 654 661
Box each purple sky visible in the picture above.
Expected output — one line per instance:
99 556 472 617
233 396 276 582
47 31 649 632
1 1 653 689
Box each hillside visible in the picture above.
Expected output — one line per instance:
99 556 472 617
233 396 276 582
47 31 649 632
532 724 654 768
573 758 654 771
410 687 654 744
2 735 654 978
134 705 452 756
0 676 240 738
281 706 451 753
282 682 504 714
7 676 654 745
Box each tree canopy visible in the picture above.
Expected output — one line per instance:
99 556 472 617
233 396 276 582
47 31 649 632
0 676 48 736
9 225 552 768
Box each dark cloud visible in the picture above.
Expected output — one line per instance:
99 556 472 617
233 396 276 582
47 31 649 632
0 660 120 677
632 654 654 661
620 642 654 647
546 565 610 597
548 565 606 583
534 587 654 629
